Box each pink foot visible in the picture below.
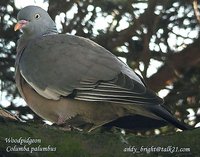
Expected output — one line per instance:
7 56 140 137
56 115 66 125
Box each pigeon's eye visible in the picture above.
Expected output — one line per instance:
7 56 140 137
34 14 40 19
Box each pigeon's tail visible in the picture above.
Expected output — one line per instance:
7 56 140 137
104 115 168 131
147 105 192 130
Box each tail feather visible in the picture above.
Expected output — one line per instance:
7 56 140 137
147 105 192 130
104 115 168 130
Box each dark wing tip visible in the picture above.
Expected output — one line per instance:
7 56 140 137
147 105 193 131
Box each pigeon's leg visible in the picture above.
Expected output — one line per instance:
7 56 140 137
56 115 66 125
51 115 72 131
55 115 84 131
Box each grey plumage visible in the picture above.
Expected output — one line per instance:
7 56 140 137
15 5 190 131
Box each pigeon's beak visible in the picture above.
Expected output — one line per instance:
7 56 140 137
14 20 29 31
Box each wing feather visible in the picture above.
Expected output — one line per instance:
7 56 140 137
74 73 162 105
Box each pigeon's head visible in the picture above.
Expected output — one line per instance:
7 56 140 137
15 6 57 36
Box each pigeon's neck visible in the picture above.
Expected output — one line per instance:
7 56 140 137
23 26 58 40
42 25 58 36
18 27 58 52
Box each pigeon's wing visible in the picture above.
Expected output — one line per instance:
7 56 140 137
19 34 160 104
19 34 191 130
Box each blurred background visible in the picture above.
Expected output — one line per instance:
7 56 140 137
0 0 200 135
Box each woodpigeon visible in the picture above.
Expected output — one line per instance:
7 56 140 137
14 5 190 131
